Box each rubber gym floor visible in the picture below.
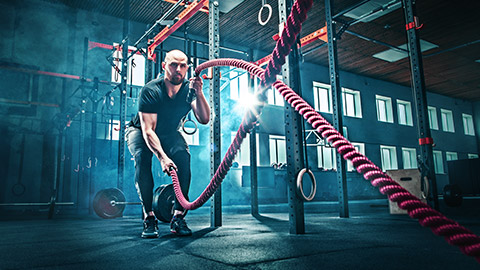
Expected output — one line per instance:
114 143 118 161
1 199 479 270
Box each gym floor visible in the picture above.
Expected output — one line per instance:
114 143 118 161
1 199 479 270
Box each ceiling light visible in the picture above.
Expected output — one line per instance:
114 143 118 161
373 40 439 62
218 0 245 13
343 0 401 23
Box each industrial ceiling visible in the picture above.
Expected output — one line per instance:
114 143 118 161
40 0 480 101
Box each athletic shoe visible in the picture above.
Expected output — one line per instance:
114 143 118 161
142 216 159 238
170 215 192 236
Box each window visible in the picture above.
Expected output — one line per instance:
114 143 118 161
233 132 260 167
265 75 284 106
269 135 286 165
312 84 362 118
441 109 455 132
380 145 398 171
111 44 146 86
376 95 394 123
317 145 337 170
462 114 475 136
445 152 458 161
229 69 249 101
343 88 362 118
428 106 439 130
347 143 365 171
107 120 129 141
468 153 479 159
432 150 444 174
402 147 417 169
313 82 331 113
397 100 413 126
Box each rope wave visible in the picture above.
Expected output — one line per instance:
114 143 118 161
167 0 480 263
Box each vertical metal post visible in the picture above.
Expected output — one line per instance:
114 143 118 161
325 0 349 218
56 129 66 203
209 0 222 227
77 37 88 211
184 23 191 78
117 0 129 191
402 0 439 210
89 77 99 214
145 24 155 82
248 49 259 217
145 46 154 82
279 0 305 234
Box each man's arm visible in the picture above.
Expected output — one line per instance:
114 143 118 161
189 77 210 124
139 112 177 174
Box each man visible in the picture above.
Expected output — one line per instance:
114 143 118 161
126 49 210 238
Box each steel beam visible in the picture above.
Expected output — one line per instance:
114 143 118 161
77 38 88 212
279 0 305 234
209 0 222 228
148 0 208 59
248 49 259 217
88 77 99 215
117 0 129 192
402 0 439 210
325 0 349 218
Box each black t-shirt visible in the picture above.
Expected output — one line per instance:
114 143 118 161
129 76 193 136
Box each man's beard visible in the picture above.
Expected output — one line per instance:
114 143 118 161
167 75 184 85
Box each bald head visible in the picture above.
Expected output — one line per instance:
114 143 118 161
165 49 188 63
162 50 189 85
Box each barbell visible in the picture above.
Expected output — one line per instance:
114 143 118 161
93 184 175 222
0 199 74 219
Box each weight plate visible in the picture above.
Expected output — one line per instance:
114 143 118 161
153 184 175 223
443 184 463 207
93 188 126 219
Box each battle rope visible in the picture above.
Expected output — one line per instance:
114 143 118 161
170 59 265 210
169 0 315 210
262 0 313 86
271 80 480 263
166 0 480 263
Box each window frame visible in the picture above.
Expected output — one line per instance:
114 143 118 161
376 95 394 123
313 81 332 113
468 153 479 159
427 106 439 130
342 88 362 118
440 109 455 133
269 135 287 166
397 99 413 126
445 151 458 161
401 147 417 169
462 113 475 136
317 145 337 170
432 150 445 174
380 145 398 171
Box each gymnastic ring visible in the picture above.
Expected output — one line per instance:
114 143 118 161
182 119 197 135
12 183 26 196
421 176 430 200
258 3 272 26
296 168 316 201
